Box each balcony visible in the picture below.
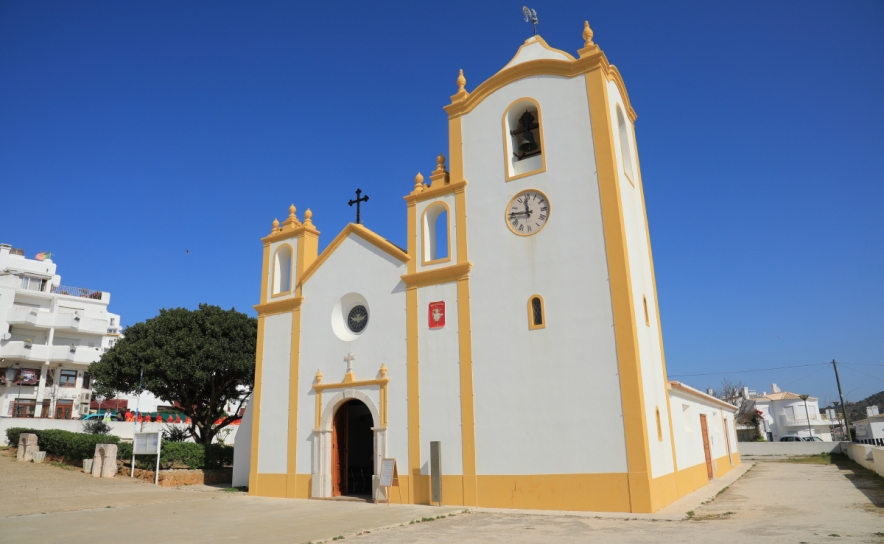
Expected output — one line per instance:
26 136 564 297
778 415 833 427
51 285 106 302
6 306 109 335
0 341 104 365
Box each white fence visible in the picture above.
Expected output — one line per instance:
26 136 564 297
738 441 846 456
0 417 239 446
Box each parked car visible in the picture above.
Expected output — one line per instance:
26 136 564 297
80 411 123 421
802 436 823 442
779 436 802 442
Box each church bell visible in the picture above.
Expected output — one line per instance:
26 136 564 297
519 130 538 153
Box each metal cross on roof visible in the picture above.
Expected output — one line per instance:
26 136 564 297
348 188 369 224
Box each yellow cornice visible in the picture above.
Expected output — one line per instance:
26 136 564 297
500 35 576 70
262 224 320 245
299 223 409 287
401 262 471 289
312 377 389 392
404 180 468 204
669 381 738 412
444 49 637 123
254 296 304 317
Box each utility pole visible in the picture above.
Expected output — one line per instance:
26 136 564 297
832 359 852 442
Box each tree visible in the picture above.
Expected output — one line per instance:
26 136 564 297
715 378 764 438
89 304 257 445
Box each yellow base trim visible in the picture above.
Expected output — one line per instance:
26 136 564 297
286 473 312 498
476 474 631 512
255 473 287 498
713 454 736 479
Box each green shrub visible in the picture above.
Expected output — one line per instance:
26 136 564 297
82 419 112 435
5 428 120 460
117 441 233 470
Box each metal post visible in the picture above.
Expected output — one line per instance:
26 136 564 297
832 360 852 442
430 441 442 506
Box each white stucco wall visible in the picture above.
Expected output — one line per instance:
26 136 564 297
461 73 628 475
296 235 408 475
257 312 291 474
607 80 674 479
417 281 462 475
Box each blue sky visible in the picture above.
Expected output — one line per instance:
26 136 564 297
1 1 882 404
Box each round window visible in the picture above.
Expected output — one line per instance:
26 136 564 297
347 305 369 333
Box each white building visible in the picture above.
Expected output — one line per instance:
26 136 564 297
752 384 832 442
236 21 740 513
0 243 121 419
853 406 884 446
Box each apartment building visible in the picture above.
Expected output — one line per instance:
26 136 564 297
0 243 121 419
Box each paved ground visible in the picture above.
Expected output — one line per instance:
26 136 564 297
1 449 882 543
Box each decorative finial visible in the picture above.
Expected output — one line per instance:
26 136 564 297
380 364 387 378
457 69 466 92
413 172 425 193
272 218 280 232
285 204 300 226
435 154 447 173
303 208 314 227
583 21 594 47
315 369 322 384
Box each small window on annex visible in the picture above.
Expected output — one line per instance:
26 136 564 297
504 98 545 180
272 244 293 295
616 106 635 183
528 295 545 330
422 202 450 265
656 407 663 441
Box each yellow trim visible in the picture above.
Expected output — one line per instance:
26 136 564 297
299 223 409 287
255 473 287 498
254 296 304 318
248 315 266 495
420 201 452 266
259 242 270 304
445 47 636 123
404 180 468 205
500 35 576 71
476 473 630 512
261 223 320 245
286 300 301 492
585 66 652 513
405 285 420 505
505 189 550 237
312 377 390 392
401 262 472 289
286 473 311 499
457 277 478 505
270 243 294 298
448 118 465 184
527 294 545 330
502 97 547 182
454 186 468 263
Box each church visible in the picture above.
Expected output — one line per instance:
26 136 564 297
234 20 741 513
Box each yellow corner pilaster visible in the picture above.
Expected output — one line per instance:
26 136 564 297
249 242 272 495
585 67 652 513
457 277 478 505
405 286 420 504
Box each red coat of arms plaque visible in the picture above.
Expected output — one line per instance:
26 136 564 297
428 301 445 329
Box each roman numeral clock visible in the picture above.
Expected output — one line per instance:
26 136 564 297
506 189 549 235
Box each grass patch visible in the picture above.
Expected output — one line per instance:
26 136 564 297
221 486 248 492
774 453 845 465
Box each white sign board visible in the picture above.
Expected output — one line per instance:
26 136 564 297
379 458 397 488
134 432 161 455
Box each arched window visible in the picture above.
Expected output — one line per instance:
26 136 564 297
643 295 650 327
617 106 635 184
421 202 451 265
656 407 663 442
503 98 546 181
272 244 293 295
528 295 545 330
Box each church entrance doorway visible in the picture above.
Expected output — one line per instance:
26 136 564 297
331 399 374 497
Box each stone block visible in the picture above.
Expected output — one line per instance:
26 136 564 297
19 433 38 446
17 444 39 462
91 444 119 478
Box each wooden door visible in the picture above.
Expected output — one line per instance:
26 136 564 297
700 414 713 480
332 403 349 496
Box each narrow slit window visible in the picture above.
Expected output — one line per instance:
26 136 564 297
528 295 545 330
643 295 650 327
422 202 451 265
272 244 293 295
617 106 635 183
656 407 663 441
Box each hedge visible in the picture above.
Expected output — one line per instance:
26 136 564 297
117 441 233 470
6 427 233 470
5 427 121 461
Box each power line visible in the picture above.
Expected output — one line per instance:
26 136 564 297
839 364 884 385
668 362 827 378
782 366 827 388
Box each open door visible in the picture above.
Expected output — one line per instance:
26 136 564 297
700 414 713 480
332 403 348 496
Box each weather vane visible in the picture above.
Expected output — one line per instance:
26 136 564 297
522 6 538 36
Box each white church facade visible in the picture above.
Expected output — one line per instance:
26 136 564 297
236 21 740 513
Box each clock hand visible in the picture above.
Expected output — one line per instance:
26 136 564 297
509 211 530 217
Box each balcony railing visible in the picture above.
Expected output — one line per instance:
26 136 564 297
779 415 831 427
51 285 104 300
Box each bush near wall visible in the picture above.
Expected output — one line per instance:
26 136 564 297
117 441 233 470
5 428 121 461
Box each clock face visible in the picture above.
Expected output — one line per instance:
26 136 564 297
506 189 550 236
